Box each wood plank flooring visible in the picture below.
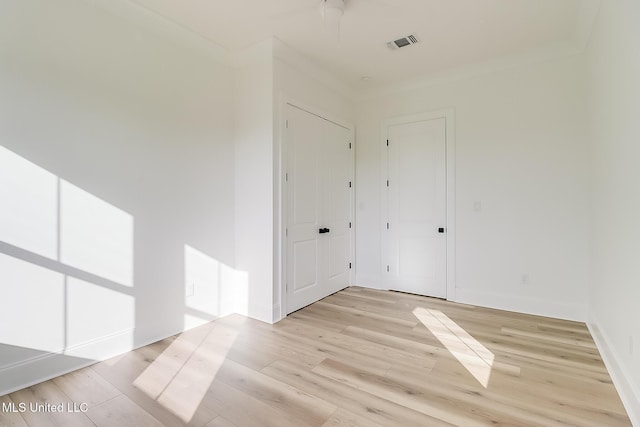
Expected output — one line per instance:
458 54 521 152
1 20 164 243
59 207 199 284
1 287 631 426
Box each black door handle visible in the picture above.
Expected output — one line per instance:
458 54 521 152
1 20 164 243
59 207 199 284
319 228 330 234
438 227 445 233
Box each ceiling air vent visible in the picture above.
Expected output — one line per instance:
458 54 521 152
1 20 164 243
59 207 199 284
387 34 419 50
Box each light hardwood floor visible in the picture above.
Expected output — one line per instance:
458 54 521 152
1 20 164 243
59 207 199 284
1 287 632 426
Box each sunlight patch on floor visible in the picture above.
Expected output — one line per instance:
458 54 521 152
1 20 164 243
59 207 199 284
133 325 237 422
413 307 494 387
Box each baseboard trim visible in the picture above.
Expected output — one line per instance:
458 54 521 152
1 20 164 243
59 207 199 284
452 288 588 322
0 329 134 397
247 304 276 325
588 319 640 426
354 275 383 290
271 303 282 324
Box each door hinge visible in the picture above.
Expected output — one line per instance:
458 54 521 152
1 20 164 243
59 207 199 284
386 222 389 230
386 179 389 187
286 120 289 129
349 142 352 149
349 222 352 229
286 228 288 237
386 139 389 147
285 172 288 182
349 262 352 269
386 265 390 272
348 181 352 188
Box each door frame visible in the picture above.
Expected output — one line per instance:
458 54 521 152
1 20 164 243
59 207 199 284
278 96 355 318
381 109 456 300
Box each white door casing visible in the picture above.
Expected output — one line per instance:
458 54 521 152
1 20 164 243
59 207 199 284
382 110 456 299
285 103 354 313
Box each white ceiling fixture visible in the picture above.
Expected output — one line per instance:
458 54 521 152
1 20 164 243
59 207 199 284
275 0 356 40
321 0 346 31
271 0 392 37
318 0 347 41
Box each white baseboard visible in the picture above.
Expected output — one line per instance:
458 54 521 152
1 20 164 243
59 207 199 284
588 319 640 426
271 303 282 324
353 276 385 290
247 304 276 324
453 288 588 322
354 284 587 322
0 329 134 397
0 303 280 398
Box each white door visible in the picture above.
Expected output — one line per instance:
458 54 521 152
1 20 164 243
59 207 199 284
322 120 352 296
286 105 353 313
386 118 447 298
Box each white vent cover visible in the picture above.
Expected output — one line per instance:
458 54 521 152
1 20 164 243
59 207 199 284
387 34 419 50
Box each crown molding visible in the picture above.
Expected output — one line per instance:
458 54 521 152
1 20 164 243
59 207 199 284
84 0 231 65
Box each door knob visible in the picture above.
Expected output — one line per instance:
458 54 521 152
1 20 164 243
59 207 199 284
319 228 330 234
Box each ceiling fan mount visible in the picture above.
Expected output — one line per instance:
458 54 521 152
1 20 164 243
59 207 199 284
271 0 392 33
322 0 346 14
321 0 346 29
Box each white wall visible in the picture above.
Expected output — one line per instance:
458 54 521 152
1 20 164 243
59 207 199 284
0 0 236 394
232 40 355 323
586 0 640 422
234 41 275 323
355 56 590 321
273 41 355 122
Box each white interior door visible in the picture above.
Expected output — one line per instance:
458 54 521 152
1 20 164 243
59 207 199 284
286 104 353 313
386 117 446 298
287 106 322 312
322 120 352 295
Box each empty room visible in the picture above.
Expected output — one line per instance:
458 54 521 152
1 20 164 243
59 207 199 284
1 0 638 426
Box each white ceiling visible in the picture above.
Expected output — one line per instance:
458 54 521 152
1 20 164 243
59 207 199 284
130 0 598 91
